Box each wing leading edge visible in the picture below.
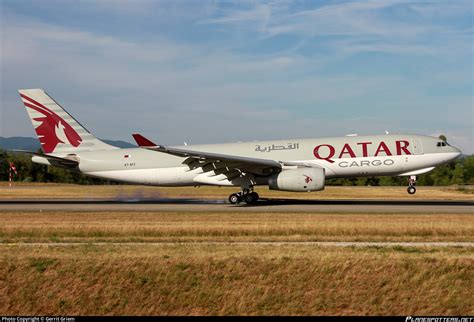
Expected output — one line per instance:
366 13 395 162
132 134 282 179
132 134 326 185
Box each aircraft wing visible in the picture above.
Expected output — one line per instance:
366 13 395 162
132 134 325 182
132 134 283 178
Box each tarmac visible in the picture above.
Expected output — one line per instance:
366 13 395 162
0 198 472 213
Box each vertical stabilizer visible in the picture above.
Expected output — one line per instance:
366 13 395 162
18 89 118 153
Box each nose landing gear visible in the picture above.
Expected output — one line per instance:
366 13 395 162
407 176 417 195
228 188 259 204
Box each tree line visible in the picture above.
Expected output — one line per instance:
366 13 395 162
0 149 473 186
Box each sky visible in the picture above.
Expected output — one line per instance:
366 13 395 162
0 0 472 153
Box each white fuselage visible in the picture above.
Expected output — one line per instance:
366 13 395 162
37 134 461 187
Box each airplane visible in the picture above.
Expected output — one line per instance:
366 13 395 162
13 89 462 204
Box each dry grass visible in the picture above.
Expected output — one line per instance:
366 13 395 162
0 183 472 315
0 182 472 200
0 244 472 315
0 211 473 243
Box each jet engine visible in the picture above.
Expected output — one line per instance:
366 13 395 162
268 167 325 192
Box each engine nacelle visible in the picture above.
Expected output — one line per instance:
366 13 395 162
268 168 325 192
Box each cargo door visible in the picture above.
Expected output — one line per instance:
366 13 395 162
411 138 423 155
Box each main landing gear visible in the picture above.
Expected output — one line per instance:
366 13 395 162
229 188 259 204
407 176 417 195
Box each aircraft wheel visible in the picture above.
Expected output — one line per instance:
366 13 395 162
244 193 256 204
407 186 416 195
250 192 259 202
229 193 240 204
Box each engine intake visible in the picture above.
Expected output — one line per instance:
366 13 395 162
268 168 325 192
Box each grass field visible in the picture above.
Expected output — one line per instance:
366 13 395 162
1 212 473 243
0 184 472 315
1 244 472 315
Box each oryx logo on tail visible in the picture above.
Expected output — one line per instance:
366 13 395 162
20 94 82 153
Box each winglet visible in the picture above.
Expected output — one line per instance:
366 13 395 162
132 133 158 147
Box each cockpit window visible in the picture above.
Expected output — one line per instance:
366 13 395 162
437 142 447 147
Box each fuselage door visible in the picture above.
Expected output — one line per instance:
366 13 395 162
411 138 423 155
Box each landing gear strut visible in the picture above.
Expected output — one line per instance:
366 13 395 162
407 175 417 195
228 188 259 204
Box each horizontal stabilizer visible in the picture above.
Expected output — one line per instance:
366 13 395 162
10 149 79 167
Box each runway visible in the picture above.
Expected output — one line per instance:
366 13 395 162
0 198 472 213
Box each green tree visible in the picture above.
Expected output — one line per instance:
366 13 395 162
462 155 474 184
0 150 9 181
451 163 464 185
